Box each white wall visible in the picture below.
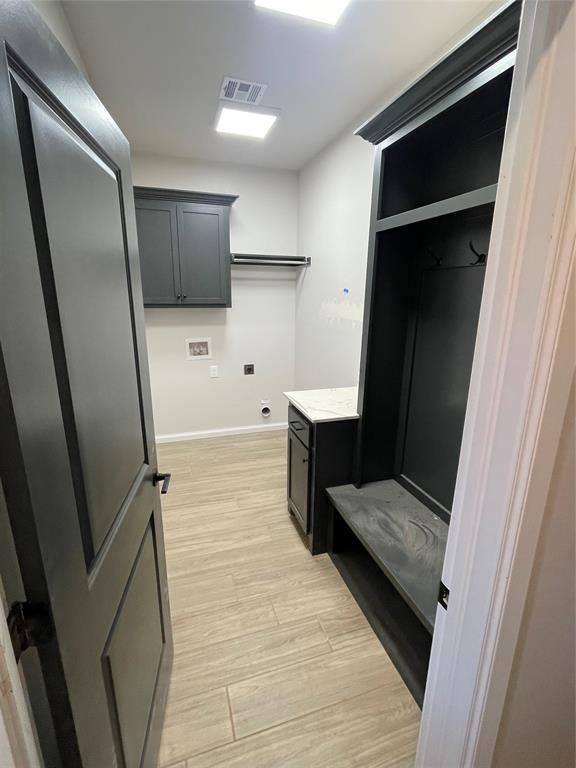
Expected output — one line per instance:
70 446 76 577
32 1 89 77
133 155 299 258
131 154 299 438
295 131 374 389
492 380 575 768
293 3 502 393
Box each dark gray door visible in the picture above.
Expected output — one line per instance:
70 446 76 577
0 5 172 768
177 202 231 306
135 199 181 305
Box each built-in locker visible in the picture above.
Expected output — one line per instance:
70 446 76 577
327 1 521 706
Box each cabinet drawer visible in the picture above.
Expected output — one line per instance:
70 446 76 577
288 405 311 449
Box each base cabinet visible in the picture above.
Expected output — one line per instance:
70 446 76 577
286 404 356 554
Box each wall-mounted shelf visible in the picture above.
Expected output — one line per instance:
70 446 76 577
231 254 310 267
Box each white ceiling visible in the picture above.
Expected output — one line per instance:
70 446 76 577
64 0 500 170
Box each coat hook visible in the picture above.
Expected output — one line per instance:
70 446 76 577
469 240 487 265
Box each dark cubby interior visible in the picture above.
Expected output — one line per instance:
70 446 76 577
358 203 493 520
379 68 513 219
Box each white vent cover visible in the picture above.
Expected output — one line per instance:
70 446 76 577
220 77 267 106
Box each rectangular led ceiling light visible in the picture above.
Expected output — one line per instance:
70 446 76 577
216 107 277 138
255 0 351 26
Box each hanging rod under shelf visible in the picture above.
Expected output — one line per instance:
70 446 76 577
231 254 311 267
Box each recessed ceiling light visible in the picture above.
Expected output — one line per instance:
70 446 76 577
255 0 351 26
216 106 278 139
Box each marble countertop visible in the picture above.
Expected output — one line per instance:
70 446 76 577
283 386 359 423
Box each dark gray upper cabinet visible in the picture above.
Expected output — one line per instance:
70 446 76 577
134 187 237 308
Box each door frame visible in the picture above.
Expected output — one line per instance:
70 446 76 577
0 577 42 768
417 1 575 765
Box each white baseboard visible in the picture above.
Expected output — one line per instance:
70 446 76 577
155 422 288 444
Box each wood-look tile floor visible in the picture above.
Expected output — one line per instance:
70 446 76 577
157 431 420 768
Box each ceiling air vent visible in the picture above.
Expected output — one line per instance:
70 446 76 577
220 76 267 106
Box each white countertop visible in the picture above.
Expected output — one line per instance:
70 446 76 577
283 386 359 423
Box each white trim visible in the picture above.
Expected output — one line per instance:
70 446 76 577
0 583 42 768
417 1 575 766
155 422 287 443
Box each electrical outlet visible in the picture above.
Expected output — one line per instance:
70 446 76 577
244 364 254 375
209 365 219 378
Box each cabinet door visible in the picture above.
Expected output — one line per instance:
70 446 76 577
288 431 310 532
177 203 231 307
135 199 181 305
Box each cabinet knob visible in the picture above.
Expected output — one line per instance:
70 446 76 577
182 294 187 299
176 294 181 300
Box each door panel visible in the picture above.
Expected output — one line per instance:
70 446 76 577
135 200 180 306
105 524 163 768
0 11 172 768
401 265 485 511
29 99 146 557
178 202 231 306
288 431 309 531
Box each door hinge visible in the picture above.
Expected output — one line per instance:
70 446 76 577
438 581 450 610
7 602 54 663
